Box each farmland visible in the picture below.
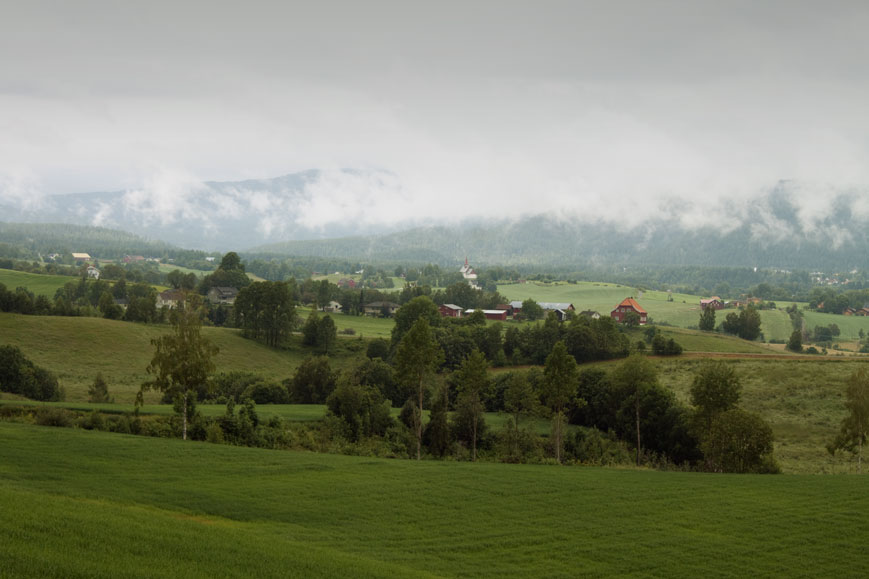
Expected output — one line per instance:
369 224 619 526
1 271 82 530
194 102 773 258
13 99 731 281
498 281 869 343
1 422 867 578
0 268 74 298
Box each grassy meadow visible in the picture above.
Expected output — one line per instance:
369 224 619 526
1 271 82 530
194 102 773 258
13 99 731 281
0 268 74 298
1 422 867 578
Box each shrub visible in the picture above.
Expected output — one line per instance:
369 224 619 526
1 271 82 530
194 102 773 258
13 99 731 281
34 407 73 427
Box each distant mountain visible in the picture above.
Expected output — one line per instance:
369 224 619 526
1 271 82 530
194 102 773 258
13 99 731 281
250 185 869 271
3 171 868 270
0 170 407 251
0 222 178 259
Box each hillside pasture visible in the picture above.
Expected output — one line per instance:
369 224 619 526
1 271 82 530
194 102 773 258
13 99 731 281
1 423 867 578
0 268 74 298
0 313 361 404
652 357 863 474
498 281 707 328
803 309 869 342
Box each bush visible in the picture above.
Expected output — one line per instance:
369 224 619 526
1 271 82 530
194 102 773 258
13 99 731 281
34 407 73 427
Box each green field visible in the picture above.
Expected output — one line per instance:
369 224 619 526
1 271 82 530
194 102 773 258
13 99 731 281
499 281 712 328
0 313 364 404
498 281 869 343
298 306 395 339
0 269 74 298
1 422 867 577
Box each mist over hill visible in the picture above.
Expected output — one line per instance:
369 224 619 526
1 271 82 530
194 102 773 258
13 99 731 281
3 171 868 271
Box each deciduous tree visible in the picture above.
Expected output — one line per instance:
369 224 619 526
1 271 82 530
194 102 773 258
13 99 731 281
139 295 218 440
828 367 869 473
395 318 444 460
452 350 490 461
611 354 658 466
542 341 579 463
698 306 716 331
690 360 741 435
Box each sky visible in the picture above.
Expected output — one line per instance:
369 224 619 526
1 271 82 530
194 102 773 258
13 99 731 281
2 0 869 232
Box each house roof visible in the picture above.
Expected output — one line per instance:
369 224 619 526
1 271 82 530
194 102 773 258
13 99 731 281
365 301 400 308
71 252 91 260
441 304 463 311
465 309 507 315
614 297 647 314
540 302 574 310
210 287 239 297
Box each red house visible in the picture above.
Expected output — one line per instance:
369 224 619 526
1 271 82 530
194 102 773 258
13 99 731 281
610 298 648 325
439 303 464 318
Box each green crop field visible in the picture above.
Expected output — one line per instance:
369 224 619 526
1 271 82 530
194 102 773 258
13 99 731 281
0 269 75 298
0 313 363 404
1 423 867 578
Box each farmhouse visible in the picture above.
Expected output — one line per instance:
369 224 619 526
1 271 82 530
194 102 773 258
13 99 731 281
337 278 357 289
71 252 91 262
700 297 724 310
579 310 601 320
364 301 400 317
86 265 100 280
207 286 239 306
439 303 464 318
465 309 508 321
158 289 185 309
610 297 647 325
323 300 342 313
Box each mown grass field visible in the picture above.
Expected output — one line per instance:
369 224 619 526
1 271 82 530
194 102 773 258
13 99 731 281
0 313 365 404
297 306 395 339
0 268 74 298
1 422 867 578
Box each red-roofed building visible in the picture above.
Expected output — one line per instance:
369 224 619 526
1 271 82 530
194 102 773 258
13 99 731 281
610 297 648 325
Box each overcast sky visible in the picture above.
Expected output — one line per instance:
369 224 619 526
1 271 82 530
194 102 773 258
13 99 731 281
3 0 869 229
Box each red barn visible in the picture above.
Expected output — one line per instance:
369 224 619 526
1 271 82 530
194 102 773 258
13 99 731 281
610 297 648 325
439 303 464 318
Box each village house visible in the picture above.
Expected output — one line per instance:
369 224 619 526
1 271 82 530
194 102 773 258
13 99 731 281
700 297 724 310
207 286 239 306
439 303 464 318
337 278 357 289
71 252 91 262
322 300 342 313
364 301 400 317
579 310 601 320
158 289 186 309
610 297 648 325
86 265 100 280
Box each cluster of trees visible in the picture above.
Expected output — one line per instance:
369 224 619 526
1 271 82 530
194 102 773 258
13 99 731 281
234 281 296 347
722 306 762 341
0 345 63 401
